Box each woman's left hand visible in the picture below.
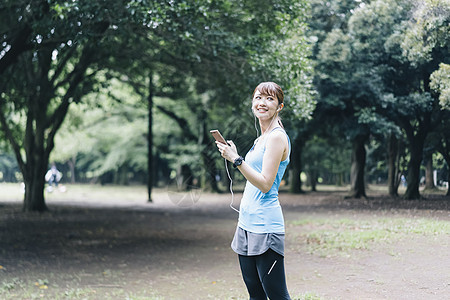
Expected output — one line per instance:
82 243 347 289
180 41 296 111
215 140 240 163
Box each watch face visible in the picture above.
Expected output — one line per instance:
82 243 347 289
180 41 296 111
233 156 244 167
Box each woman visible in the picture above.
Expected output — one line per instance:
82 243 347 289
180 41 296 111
215 82 291 299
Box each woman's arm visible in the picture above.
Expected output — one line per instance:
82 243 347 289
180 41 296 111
216 131 287 193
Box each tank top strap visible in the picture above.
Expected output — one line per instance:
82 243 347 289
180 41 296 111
263 127 290 146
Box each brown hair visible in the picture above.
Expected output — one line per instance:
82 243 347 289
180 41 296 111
252 82 284 105
252 82 285 129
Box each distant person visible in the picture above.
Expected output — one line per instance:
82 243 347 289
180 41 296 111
420 176 425 186
401 174 407 187
215 82 291 299
45 163 62 192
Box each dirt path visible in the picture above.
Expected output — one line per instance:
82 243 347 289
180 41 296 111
1 186 449 299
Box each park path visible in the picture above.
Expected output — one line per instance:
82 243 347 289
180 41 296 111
1 185 449 299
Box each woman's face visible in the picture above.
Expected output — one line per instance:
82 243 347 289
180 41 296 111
252 90 279 120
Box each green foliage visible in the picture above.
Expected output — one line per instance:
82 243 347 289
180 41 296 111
52 77 149 181
251 11 316 119
430 63 450 108
401 0 450 65
0 0 312 202
0 152 19 182
310 0 450 197
303 135 350 184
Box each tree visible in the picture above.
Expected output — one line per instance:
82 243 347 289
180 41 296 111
0 0 122 211
395 0 449 198
436 130 450 196
371 0 450 199
430 63 450 195
1 0 313 211
314 27 372 198
308 0 373 198
386 132 405 196
315 0 449 200
431 64 450 109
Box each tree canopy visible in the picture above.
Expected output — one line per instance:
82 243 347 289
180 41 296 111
311 0 450 199
0 0 314 211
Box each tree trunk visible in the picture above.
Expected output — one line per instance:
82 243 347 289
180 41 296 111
147 71 153 202
387 133 399 197
309 169 317 192
404 143 423 199
23 158 48 212
336 172 344 186
68 156 76 183
115 165 129 185
289 136 303 193
447 171 450 196
178 164 194 190
402 72 433 200
436 135 450 196
349 134 367 198
440 149 450 196
22 86 51 211
424 152 435 190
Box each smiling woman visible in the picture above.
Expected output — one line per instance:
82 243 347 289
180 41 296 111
252 82 285 128
214 82 291 299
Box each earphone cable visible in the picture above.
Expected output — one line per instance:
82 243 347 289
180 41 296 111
254 110 278 138
224 158 239 213
226 107 279 212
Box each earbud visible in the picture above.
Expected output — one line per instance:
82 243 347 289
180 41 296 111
277 104 284 112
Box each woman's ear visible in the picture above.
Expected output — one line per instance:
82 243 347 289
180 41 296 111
277 103 284 112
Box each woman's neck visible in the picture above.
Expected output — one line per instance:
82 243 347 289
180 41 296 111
259 116 279 136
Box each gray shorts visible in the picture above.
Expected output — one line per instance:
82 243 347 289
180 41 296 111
231 226 285 257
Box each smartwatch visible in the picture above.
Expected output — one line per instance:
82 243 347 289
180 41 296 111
233 156 244 168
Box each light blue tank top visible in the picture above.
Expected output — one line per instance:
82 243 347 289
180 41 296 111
238 127 290 234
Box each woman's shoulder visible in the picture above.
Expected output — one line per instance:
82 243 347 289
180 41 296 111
269 127 289 138
266 128 289 146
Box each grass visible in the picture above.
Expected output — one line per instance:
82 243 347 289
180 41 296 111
294 292 324 300
0 277 320 300
0 182 149 200
289 217 450 257
0 277 165 300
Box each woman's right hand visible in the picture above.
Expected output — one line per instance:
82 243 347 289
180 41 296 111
215 140 239 163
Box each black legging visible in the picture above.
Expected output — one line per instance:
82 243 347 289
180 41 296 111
238 248 291 300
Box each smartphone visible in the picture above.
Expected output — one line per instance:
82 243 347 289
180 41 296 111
210 130 227 144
